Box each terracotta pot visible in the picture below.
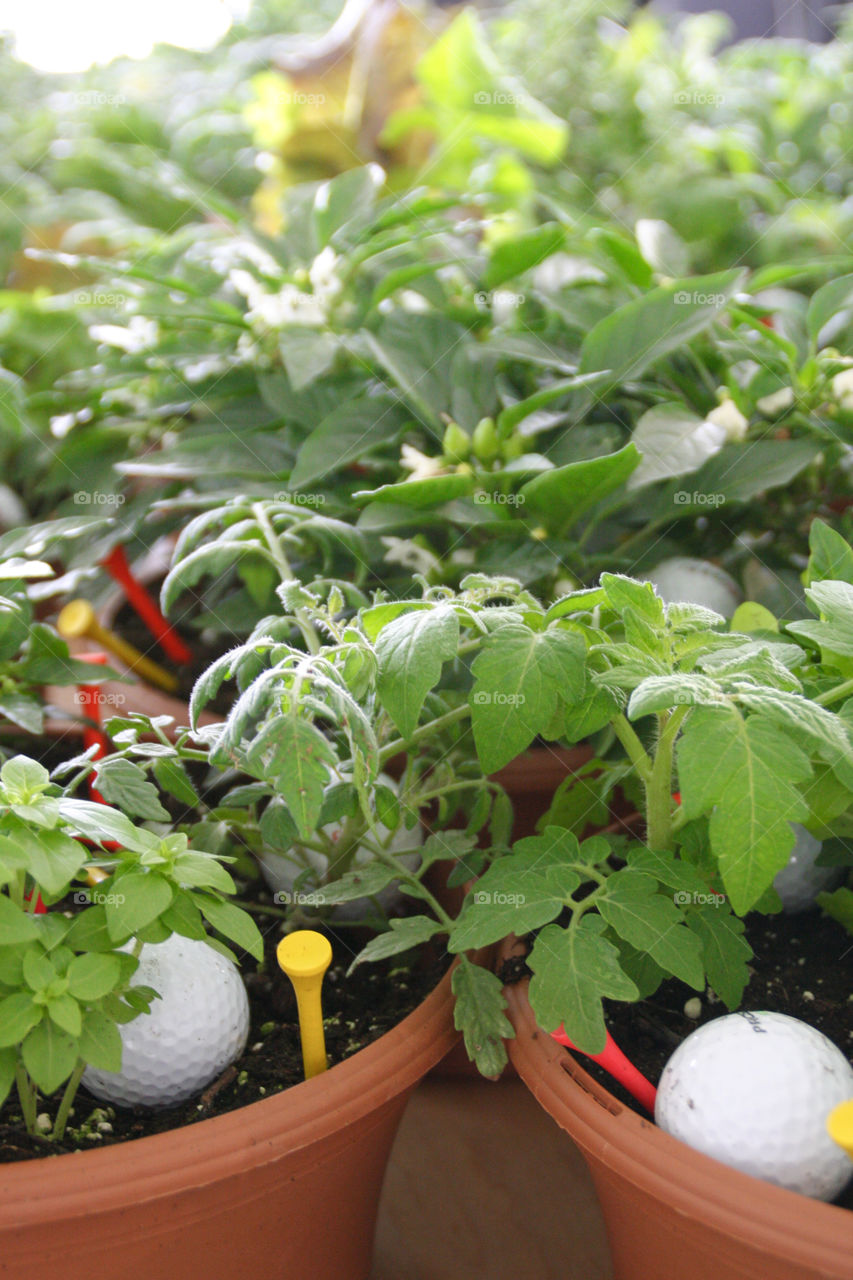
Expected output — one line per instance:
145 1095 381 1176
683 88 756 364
0 955 462 1280
491 744 593 841
502 941 853 1280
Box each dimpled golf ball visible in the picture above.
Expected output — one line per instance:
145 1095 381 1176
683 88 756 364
648 557 742 619
773 823 845 914
655 1012 853 1200
82 933 249 1109
259 774 422 920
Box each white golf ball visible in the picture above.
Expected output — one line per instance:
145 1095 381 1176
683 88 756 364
773 823 845 914
648 557 742 619
83 933 250 1109
656 1012 853 1200
259 775 422 920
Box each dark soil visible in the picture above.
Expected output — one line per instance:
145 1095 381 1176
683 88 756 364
501 907 853 1210
0 881 449 1164
111 592 231 707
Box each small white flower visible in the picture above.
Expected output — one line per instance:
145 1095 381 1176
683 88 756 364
756 387 795 417
308 247 342 302
381 537 442 577
399 444 445 481
707 397 749 443
89 315 158 353
832 367 853 410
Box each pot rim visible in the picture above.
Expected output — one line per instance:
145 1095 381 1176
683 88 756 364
0 951 462 1219
502 939 853 1271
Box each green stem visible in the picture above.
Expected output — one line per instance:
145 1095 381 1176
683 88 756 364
645 707 688 851
53 1060 86 1142
612 715 653 784
377 703 472 767
252 502 320 655
815 677 853 707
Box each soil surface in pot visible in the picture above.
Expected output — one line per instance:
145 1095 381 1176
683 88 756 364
502 907 853 1210
0 880 449 1164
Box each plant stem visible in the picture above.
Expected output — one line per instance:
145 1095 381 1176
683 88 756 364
377 703 472 767
53 1060 86 1141
645 707 688 851
815 676 853 707
252 502 321 654
612 715 653 784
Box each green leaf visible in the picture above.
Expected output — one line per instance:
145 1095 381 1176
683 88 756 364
354 473 474 509
678 709 811 913
348 915 443 969
57 798 147 850
159 891 208 941
528 918 639 1054
0 693 43 735
451 956 512 1077
628 403 726 489
78 1009 123 1072
279 329 339 392
0 1046 15 1107
806 520 853 586
66 952 122 1001
48 994 82 1037
519 444 640 534
0 895 40 943
484 223 565 289
246 717 336 839
449 829 582 950
152 757 199 808
94 758 170 821
23 828 89 896
789 580 853 658
106 872 175 939
687 909 752 1010
196 896 264 962
628 674 726 719
375 605 460 738
290 395 408 488
806 272 853 343
21 1019 79 1094
317 862 402 904
470 623 585 773
600 573 666 626
598 870 705 988
0 992 42 1047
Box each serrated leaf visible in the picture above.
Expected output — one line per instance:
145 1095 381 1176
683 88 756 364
528 919 639 1054
452 956 512 1077
598 870 705 988
152 757 199 807
246 716 336 839
678 709 810 913
470 622 585 773
628 674 726 719
94 758 170 821
348 915 443 969
21 1019 79 1094
375 605 460 738
687 909 752 1010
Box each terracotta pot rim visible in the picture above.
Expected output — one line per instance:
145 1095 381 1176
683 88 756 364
502 939 853 1271
0 953 462 1219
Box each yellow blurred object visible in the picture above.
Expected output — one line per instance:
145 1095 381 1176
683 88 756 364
57 599 178 694
276 930 333 1080
827 1100 853 1160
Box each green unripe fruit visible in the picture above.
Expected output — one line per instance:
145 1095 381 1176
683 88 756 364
442 422 470 461
472 416 499 463
501 434 526 462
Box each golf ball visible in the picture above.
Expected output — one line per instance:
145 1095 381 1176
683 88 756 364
773 823 845 913
83 933 250 1109
648 557 742 619
656 1012 853 1200
259 775 422 921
